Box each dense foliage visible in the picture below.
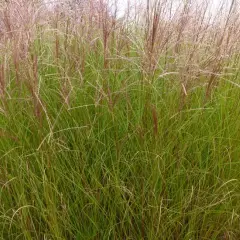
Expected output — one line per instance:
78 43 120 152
0 0 239 239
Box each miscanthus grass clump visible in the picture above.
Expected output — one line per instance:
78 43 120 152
0 0 239 239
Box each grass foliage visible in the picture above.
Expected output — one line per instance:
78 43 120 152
0 0 239 239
